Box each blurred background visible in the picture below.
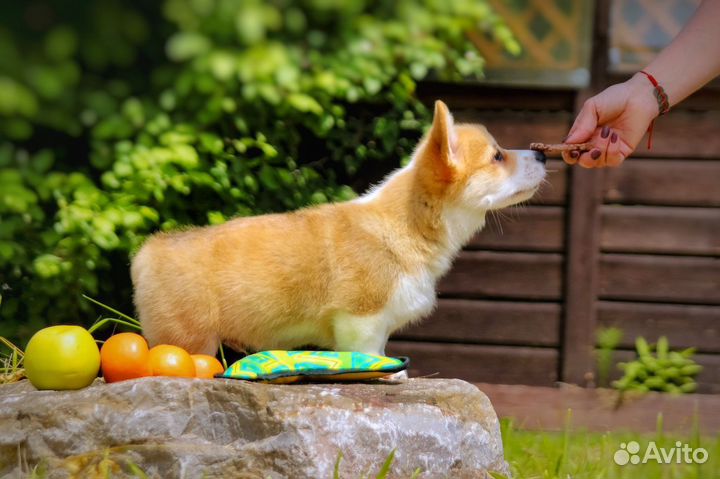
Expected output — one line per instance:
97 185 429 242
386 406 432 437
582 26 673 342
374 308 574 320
0 0 718 392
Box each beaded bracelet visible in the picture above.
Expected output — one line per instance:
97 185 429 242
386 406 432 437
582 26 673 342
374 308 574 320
638 70 670 149
639 70 670 115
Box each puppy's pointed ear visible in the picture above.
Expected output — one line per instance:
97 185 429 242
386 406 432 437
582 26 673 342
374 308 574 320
427 100 459 172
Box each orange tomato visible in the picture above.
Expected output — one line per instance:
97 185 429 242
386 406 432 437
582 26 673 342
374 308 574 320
100 332 151 383
191 354 225 379
148 344 196 378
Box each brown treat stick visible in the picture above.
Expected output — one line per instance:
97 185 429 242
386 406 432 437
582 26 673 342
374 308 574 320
530 142 593 153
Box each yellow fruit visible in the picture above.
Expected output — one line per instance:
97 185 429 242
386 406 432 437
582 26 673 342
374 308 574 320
148 345 196 378
24 325 101 390
191 354 224 379
100 333 151 383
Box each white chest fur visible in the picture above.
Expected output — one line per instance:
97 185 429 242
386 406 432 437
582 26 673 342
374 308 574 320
380 206 487 334
384 269 438 332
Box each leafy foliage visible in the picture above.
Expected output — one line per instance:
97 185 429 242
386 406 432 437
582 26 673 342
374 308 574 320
613 337 702 394
596 327 624 388
0 0 517 344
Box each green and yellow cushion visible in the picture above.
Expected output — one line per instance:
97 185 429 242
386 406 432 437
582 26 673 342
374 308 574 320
217 350 408 383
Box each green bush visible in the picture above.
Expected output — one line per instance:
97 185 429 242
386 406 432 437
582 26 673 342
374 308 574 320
0 0 517 345
613 337 702 394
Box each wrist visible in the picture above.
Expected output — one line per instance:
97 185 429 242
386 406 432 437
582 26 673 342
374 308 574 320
628 73 662 121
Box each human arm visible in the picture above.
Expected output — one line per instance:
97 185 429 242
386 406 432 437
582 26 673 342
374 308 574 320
563 0 720 168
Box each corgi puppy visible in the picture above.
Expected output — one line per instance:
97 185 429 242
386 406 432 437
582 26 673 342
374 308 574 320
131 100 546 359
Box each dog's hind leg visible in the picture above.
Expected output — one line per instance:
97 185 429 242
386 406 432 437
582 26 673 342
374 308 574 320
140 305 219 355
133 245 220 355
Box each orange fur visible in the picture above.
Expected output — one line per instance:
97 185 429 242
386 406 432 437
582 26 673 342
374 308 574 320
131 101 546 357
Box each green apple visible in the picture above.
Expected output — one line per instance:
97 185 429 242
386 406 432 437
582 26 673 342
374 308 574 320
24 325 101 390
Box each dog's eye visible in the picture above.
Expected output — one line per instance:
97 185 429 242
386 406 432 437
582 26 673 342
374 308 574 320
493 151 504 162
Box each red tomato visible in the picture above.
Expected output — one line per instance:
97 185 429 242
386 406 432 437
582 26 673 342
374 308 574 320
148 344 196 378
100 333 151 383
191 354 225 379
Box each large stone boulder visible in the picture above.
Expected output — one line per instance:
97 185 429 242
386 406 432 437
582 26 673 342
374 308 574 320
0 377 508 478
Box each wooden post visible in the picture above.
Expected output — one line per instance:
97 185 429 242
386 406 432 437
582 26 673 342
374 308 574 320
561 0 610 385
562 166 604 385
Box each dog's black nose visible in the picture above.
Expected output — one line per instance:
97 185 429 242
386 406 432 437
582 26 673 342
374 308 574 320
534 150 546 164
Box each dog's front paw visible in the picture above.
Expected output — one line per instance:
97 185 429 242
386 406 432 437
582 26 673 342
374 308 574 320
381 370 408 382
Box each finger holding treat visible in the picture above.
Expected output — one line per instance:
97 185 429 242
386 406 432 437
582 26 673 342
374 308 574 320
572 125 635 169
562 148 580 166
532 127 634 169
603 128 635 168
578 127 610 169
576 126 611 168
529 142 592 166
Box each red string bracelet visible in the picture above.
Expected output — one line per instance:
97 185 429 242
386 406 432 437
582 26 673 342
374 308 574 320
638 70 670 149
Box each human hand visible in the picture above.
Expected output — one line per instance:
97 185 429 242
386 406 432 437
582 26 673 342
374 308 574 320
562 73 660 168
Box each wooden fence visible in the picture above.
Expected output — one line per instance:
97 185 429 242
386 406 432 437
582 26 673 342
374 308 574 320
386 86 720 392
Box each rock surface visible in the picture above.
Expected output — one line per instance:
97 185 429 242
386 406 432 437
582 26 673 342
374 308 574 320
0 377 508 478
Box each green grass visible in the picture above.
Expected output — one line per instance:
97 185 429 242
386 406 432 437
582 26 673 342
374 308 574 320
501 416 720 479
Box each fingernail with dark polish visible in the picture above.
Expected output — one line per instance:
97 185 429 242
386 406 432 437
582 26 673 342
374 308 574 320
610 132 618 143
601 126 610 139
570 150 580 159
590 149 601 159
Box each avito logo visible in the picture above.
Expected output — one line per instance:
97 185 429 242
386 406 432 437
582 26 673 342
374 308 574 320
614 441 708 466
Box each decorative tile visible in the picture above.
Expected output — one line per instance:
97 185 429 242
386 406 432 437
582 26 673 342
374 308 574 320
609 0 701 73
471 0 594 87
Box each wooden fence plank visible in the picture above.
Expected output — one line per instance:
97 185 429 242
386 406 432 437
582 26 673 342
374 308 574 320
628 111 720 159
597 301 720 353
386 341 558 386
438 251 564 300
599 254 720 304
601 206 720 255
394 299 561 347
603 160 720 206
419 82 576 111
453 111 570 150
469 206 565 252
